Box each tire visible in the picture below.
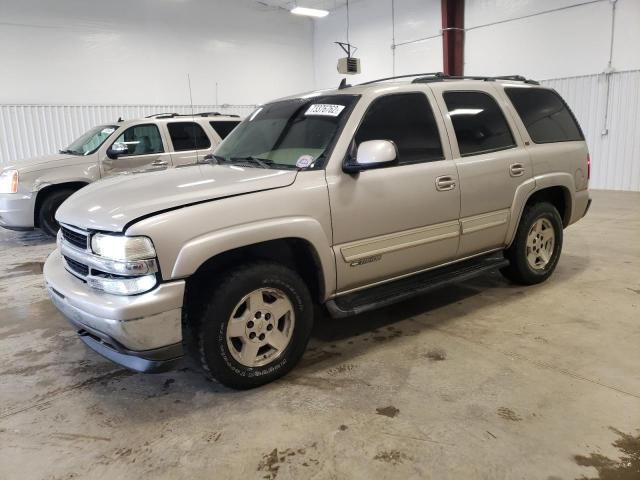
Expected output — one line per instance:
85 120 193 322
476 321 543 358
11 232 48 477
197 262 313 389
38 188 76 237
501 202 563 285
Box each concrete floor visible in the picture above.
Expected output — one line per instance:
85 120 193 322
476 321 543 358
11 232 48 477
0 190 639 480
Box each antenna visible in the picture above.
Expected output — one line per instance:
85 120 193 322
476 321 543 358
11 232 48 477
187 73 199 164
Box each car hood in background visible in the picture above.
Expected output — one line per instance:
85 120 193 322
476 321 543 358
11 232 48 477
5 153 93 172
56 164 298 232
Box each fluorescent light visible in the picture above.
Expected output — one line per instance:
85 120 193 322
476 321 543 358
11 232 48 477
291 6 329 18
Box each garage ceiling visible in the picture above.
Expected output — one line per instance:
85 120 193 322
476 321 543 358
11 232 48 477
255 0 348 12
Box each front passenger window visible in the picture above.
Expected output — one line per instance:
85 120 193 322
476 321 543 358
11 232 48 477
355 93 443 164
112 124 164 156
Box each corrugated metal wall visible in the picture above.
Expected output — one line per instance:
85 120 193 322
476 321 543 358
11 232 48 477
542 70 640 191
0 104 257 166
1 73 639 191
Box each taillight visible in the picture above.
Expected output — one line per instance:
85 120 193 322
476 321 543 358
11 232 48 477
587 154 591 180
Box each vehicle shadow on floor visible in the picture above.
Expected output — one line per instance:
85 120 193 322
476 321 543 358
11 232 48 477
3 252 589 421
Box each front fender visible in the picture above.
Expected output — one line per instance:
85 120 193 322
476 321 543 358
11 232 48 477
171 216 336 299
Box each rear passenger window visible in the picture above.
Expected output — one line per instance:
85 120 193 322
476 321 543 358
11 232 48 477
355 93 443 164
210 121 240 139
167 122 211 151
443 91 515 157
505 88 584 143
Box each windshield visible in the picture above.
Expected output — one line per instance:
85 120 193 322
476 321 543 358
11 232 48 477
63 125 119 155
214 95 358 169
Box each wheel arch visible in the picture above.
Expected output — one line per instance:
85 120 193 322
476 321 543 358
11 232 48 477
506 174 574 247
33 181 89 227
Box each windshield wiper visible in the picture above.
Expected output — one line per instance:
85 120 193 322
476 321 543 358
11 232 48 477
229 156 274 169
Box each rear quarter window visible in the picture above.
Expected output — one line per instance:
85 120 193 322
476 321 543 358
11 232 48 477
210 121 240 139
505 88 584 143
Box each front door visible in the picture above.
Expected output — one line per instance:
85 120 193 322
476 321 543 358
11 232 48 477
328 90 461 293
433 86 533 257
101 123 172 177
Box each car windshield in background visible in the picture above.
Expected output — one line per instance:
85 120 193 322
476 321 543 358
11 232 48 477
62 125 119 155
214 95 359 169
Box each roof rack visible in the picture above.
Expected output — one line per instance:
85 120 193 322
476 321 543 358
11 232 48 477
354 72 539 86
358 72 444 86
411 73 540 85
145 112 240 119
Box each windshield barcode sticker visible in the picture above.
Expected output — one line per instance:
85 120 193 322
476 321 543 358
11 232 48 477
305 104 345 117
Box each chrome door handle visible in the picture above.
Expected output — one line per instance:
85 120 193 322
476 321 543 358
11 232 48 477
435 176 456 191
151 160 168 167
510 163 525 177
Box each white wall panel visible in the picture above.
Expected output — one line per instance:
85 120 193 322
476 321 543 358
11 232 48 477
465 1 612 79
543 71 640 191
0 0 314 106
0 104 256 166
313 0 442 89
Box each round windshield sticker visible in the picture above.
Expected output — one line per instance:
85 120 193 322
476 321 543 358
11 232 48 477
296 155 314 168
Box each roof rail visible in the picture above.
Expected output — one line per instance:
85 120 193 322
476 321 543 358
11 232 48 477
145 112 241 119
145 112 179 118
411 73 540 85
358 72 445 86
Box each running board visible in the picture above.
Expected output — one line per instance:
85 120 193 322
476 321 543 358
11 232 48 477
326 252 509 319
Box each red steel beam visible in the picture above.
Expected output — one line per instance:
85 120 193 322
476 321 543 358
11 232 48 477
441 0 465 76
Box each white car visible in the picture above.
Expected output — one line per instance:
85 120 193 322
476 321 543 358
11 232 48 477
0 112 241 236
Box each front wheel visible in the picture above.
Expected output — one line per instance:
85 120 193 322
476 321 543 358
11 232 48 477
197 262 313 389
38 188 76 237
501 202 563 285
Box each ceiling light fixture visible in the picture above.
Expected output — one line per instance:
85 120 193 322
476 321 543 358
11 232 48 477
291 6 329 18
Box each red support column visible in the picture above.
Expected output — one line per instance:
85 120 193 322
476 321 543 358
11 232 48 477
441 0 465 76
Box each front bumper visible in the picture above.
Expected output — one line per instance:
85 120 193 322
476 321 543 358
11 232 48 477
44 249 186 373
0 192 35 230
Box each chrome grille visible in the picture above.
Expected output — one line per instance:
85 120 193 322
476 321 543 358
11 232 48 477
63 255 89 277
60 226 88 250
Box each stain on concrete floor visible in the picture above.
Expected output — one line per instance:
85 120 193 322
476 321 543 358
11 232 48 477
373 449 409 465
376 406 400 418
497 407 523 422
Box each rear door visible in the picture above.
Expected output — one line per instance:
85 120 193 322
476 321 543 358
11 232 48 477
100 123 172 177
433 85 533 257
165 121 214 167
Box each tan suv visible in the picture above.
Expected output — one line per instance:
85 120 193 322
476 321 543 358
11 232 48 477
43 73 591 389
0 113 241 236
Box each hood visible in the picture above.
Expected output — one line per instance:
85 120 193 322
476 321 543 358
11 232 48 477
6 153 93 172
56 164 298 232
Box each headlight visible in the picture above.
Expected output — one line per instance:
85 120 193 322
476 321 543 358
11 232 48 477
91 234 156 261
0 169 19 194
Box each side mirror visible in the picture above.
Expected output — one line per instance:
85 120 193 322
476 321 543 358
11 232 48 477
343 140 398 173
106 142 128 159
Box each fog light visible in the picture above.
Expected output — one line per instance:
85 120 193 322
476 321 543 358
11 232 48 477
87 274 157 295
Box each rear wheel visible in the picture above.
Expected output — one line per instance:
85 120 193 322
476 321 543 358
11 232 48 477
501 202 563 285
197 262 313 389
38 188 76 237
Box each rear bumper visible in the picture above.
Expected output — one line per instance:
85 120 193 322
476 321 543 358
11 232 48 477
0 192 35 229
44 249 186 373
569 189 591 225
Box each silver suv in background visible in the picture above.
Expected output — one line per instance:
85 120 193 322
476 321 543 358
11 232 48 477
44 73 591 389
0 113 241 236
